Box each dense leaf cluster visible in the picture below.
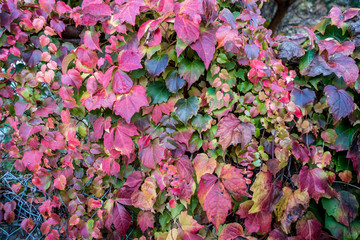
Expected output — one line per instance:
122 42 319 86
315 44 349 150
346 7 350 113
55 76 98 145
0 0 359 239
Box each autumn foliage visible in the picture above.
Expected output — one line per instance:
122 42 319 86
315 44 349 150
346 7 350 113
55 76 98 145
0 0 360 239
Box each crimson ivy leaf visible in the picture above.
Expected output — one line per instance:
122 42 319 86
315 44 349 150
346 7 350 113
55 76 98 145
198 174 232 232
113 202 131 237
178 58 205 87
113 69 133 94
176 155 194 183
145 55 169 76
174 96 200 124
236 200 272 234
218 223 244 240
299 166 339 203
114 128 134 158
278 41 305 60
324 85 355 122
118 50 142 72
139 139 166 169
165 70 186 93
292 140 310 163
113 85 149 123
174 15 200 43
296 217 322 240
220 164 250 198
137 211 154 233
22 150 43 172
291 88 316 108
190 29 216 69
215 113 255 151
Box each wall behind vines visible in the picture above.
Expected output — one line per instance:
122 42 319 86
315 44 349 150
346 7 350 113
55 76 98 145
0 0 359 239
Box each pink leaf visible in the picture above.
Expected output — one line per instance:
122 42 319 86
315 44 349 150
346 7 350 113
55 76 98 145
113 85 149 123
22 150 43 171
113 69 133 94
190 29 216 69
118 50 142 72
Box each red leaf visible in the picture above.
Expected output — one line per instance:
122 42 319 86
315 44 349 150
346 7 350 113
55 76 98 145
22 150 43 171
299 166 339 203
84 30 101 52
296 217 322 240
124 171 144 189
236 200 272 234
215 113 255 151
218 223 244 240
190 29 216 69
102 158 120 176
137 211 154 233
113 202 131 237
198 174 231 231
114 128 134 157
173 128 194 149
174 15 200 43
220 164 250 198
292 140 309 163
139 139 166 169
176 155 194 183
113 85 149 123
118 50 142 72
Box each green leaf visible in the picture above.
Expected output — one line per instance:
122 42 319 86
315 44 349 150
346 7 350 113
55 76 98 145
159 211 172 231
146 81 171 104
322 191 359 226
299 49 315 73
318 25 349 43
325 214 360 240
238 81 253 93
191 114 212 133
179 58 205 87
175 96 200 124
334 121 356 151
170 203 184 218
